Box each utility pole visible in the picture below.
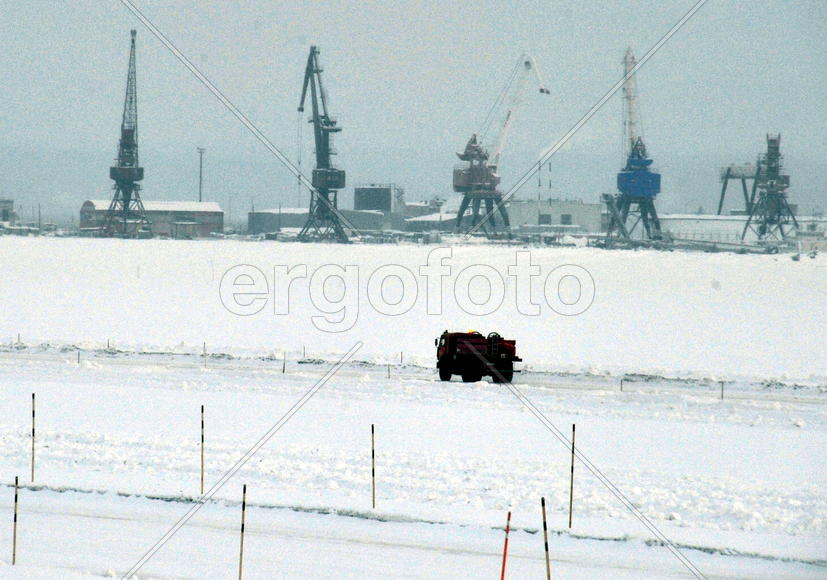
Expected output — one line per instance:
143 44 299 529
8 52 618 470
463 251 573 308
197 147 206 202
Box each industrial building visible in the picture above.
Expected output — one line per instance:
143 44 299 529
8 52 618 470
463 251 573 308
0 199 16 226
404 211 456 232
405 197 602 235
354 184 405 213
248 207 399 235
249 188 442 236
80 200 223 238
507 198 603 234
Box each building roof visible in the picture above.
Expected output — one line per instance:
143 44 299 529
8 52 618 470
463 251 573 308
84 200 222 213
662 213 827 222
660 213 748 221
253 207 310 215
253 208 385 216
406 212 454 222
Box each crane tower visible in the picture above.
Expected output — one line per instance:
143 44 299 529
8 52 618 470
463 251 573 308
741 134 797 241
297 46 349 243
603 47 662 242
101 30 151 238
453 53 549 236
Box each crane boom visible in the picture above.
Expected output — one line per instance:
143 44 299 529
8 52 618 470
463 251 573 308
119 29 140 170
489 53 550 169
621 47 645 161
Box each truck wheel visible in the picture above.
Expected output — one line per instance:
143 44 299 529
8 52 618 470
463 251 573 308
493 370 513 383
492 365 514 383
439 366 452 381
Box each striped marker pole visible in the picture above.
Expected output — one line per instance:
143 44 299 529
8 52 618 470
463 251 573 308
12 476 19 565
371 424 376 509
568 424 575 528
541 497 551 579
31 394 35 483
500 511 511 580
238 484 246 580
200 405 205 496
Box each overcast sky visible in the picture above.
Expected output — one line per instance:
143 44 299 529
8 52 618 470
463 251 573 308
1 1 825 224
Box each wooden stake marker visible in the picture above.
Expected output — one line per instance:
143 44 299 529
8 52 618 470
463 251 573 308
200 405 205 496
203 342 207 368
12 476 19 565
500 510 511 580
371 424 376 509
541 497 551 580
31 394 35 483
282 351 286 374
238 484 246 580
720 380 724 400
568 423 575 529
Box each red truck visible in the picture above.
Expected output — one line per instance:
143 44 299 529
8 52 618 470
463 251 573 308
435 330 521 383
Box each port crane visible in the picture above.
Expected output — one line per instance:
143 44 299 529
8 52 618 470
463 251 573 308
297 46 349 243
603 47 662 242
101 30 151 238
453 53 550 235
741 134 797 241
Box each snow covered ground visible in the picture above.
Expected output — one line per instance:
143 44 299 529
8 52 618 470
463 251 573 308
0 237 825 578
1 236 825 380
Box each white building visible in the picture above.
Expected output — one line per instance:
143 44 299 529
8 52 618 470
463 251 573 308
80 200 224 238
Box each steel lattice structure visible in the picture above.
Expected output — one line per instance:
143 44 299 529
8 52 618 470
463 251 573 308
101 30 151 238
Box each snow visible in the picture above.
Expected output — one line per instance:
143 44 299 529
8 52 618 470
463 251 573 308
1 237 824 381
254 207 311 214
406 212 451 222
0 237 825 578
